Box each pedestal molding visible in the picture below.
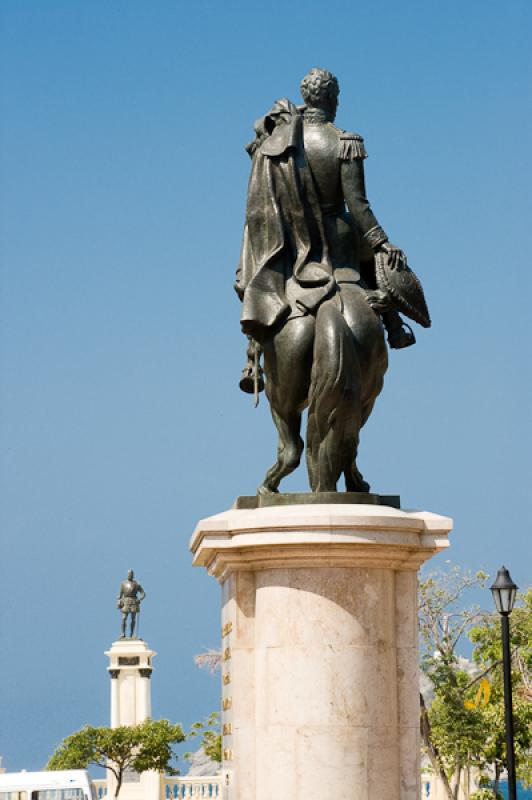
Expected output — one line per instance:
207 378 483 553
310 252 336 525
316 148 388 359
190 504 452 581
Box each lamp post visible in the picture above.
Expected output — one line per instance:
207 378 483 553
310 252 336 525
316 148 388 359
490 566 518 800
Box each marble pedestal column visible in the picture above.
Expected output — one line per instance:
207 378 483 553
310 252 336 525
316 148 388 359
190 503 452 800
105 639 156 727
104 639 159 800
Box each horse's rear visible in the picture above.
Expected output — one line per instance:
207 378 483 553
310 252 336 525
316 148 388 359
306 284 388 492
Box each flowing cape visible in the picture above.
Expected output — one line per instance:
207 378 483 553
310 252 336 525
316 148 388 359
236 99 336 338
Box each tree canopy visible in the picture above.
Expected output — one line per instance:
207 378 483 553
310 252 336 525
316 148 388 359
419 566 531 799
186 712 221 764
47 719 185 798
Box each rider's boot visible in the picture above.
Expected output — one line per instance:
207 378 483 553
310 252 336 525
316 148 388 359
383 310 416 349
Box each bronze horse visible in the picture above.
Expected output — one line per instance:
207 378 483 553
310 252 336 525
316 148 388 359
236 70 428 495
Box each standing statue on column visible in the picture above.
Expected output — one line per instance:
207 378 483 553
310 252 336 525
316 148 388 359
235 67 430 495
117 569 146 639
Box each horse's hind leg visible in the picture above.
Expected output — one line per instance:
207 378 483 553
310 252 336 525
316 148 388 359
344 444 370 492
343 398 372 492
257 317 314 495
343 375 385 492
259 409 303 494
307 301 362 492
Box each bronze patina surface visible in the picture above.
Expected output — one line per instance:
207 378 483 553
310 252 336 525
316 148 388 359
117 569 146 639
235 68 430 496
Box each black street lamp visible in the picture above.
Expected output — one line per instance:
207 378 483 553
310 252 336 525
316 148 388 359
490 566 518 800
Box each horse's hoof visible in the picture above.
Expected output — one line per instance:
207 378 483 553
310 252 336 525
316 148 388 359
350 478 370 492
346 471 371 493
346 483 371 493
257 483 278 496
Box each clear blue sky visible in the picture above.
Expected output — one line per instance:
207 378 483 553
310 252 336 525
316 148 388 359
1 0 531 772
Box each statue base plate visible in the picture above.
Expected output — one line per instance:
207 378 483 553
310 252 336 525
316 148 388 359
234 491 400 509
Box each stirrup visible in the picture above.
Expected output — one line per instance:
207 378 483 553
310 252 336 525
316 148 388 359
388 321 416 349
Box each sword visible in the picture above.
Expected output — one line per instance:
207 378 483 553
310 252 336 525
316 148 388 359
253 343 260 408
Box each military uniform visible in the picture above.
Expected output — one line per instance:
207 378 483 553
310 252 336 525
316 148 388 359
236 100 420 347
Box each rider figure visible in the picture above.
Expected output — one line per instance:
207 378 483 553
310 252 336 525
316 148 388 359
117 569 146 639
297 68 414 349
236 67 415 350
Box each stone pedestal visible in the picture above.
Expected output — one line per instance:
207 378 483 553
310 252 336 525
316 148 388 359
105 639 156 727
190 503 452 800
105 639 159 800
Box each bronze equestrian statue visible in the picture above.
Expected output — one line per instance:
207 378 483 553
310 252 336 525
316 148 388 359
235 68 430 495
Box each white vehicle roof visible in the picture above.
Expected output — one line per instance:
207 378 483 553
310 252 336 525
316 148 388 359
0 771 92 789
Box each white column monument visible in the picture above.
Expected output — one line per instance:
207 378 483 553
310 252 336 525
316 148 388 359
105 639 160 800
190 501 452 800
106 639 156 726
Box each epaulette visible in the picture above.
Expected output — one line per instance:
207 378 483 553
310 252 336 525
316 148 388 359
337 129 367 160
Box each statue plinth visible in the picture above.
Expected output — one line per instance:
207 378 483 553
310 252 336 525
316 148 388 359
190 502 452 800
105 638 156 727
104 639 160 800
233 491 400 509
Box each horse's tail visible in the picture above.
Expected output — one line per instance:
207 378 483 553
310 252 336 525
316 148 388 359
306 299 361 492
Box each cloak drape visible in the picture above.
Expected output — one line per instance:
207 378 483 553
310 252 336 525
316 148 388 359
236 99 336 339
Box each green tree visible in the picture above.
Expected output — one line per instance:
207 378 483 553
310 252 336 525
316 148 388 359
190 652 222 764
469 588 532 793
419 567 531 799
186 712 221 763
47 719 185 799
427 659 488 792
470 788 502 800
419 565 489 799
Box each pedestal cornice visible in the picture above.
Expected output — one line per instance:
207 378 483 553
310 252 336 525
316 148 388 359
105 638 157 674
190 503 452 580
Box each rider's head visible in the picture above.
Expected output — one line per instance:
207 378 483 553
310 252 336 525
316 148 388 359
300 68 339 118
128 569 134 580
